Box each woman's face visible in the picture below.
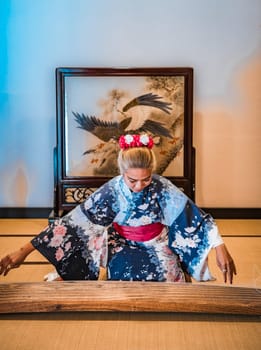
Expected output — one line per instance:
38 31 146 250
123 168 152 192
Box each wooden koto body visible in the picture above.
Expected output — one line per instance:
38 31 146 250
0 281 260 315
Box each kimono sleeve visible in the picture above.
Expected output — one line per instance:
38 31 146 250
31 181 117 280
167 199 223 281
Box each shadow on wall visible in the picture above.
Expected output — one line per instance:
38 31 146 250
6 163 29 207
194 52 261 207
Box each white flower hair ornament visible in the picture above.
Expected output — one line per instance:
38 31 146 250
119 134 154 149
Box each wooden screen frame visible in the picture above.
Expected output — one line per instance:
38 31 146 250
52 67 195 218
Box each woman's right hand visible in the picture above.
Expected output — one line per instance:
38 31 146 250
0 242 35 276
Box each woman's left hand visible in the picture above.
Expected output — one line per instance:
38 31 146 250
215 243 237 284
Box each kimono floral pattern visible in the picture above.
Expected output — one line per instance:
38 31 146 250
107 226 185 282
32 211 107 280
31 174 223 281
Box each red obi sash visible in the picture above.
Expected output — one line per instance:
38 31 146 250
112 222 164 242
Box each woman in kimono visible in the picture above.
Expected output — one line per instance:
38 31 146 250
0 134 236 283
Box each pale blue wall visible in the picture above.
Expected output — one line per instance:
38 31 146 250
0 0 260 207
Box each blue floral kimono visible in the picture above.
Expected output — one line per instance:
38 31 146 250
31 175 223 282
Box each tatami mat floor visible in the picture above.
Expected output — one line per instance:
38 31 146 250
0 219 260 350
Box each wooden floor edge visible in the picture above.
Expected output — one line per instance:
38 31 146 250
0 281 260 315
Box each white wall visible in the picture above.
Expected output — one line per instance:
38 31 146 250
0 0 260 208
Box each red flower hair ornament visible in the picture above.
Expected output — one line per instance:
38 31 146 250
119 134 154 150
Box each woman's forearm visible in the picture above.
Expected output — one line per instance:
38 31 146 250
0 241 36 276
19 241 35 259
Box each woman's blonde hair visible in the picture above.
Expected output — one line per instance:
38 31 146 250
118 147 156 174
